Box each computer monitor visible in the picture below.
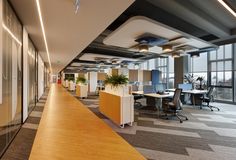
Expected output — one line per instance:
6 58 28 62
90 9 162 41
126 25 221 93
155 83 167 92
143 85 155 94
178 83 192 91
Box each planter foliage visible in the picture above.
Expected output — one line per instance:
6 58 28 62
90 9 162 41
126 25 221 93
76 76 86 84
104 74 129 88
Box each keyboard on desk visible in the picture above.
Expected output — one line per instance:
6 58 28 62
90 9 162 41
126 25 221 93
156 92 169 95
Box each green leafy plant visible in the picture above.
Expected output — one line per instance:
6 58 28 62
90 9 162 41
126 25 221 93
196 76 205 90
76 76 86 84
104 74 129 88
65 77 74 82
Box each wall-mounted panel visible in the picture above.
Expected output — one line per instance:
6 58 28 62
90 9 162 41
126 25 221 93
129 70 138 82
143 70 151 82
97 72 106 80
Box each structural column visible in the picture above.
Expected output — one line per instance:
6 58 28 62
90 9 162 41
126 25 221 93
174 55 190 88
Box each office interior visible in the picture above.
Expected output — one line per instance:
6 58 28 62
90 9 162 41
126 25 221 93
0 0 236 160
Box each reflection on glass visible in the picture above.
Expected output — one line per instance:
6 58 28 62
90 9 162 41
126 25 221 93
0 0 22 156
215 88 233 102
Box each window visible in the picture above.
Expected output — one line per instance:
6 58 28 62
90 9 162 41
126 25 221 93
156 57 168 84
209 44 233 102
191 52 208 89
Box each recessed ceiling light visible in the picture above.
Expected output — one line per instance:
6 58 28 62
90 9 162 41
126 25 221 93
36 0 52 71
162 45 172 52
190 52 200 58
139 44 149 52
172 52 180 58
218 0 236 17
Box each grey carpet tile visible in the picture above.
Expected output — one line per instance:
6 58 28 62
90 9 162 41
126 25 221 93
25 117 41 124
74 95 236 160
1 91 48 159
1 128 37 160
33 106 44 112
204 121 236 129
119 130 213 155
36 103 45 107
88 108 108 119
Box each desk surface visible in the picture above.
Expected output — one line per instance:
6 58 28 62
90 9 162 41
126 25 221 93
132 91 144 95
166 88 208 94
132 91 173 98
29 84 146 160
144 92 174 98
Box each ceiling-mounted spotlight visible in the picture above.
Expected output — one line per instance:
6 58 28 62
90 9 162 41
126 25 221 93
139 44 149 53
172 52 180 58
190 52 200 58
75 0 80 13
162 45 173 52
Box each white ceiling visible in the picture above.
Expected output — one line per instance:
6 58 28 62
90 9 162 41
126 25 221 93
79 53 138 62
10 0 134 73
103 16 216 55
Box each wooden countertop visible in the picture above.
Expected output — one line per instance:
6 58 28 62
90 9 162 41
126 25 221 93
29 84 146 160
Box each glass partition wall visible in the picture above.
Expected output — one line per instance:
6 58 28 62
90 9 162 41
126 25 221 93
28 39 37 113
0 0 23 155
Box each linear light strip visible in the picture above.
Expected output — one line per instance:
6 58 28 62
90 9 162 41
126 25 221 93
218 0 236 17
2 23 22 46
36 0 52 71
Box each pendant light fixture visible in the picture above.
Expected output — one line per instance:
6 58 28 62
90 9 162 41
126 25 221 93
172 52 180 58
139 44 149 53
162 45 173 52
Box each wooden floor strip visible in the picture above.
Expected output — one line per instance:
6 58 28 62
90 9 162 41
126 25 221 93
29 84 146 160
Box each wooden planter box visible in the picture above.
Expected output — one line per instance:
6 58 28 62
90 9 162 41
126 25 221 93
99 91 134 128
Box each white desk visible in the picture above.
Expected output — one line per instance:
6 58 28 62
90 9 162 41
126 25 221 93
183 90 207 106
132 91 144 95
132 91 174 117
145 92 174 117
167 89 208 106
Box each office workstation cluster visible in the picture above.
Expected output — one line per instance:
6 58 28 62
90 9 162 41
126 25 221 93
1 0 236 160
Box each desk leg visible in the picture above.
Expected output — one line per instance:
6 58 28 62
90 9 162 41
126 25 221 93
155 98 162 118
193 94 195 107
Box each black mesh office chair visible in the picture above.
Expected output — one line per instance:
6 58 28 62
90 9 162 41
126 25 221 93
134 94 143 107
200 87 220 111
163 88 188 123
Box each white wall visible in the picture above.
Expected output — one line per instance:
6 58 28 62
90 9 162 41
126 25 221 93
89 72 97 92
38 55 44 99
22 27 28 122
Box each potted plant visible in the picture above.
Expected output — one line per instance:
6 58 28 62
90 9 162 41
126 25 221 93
76 76 87 85
104 74 129 95
184 73 196 89
196 76 204 90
